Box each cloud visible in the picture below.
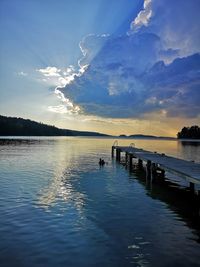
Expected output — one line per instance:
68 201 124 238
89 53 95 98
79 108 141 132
36 66 84 114
78 34 110 68
36 65 89 114
48 104 80 114
130 0 153 32
60 39 200 118
143 53 200 118
48 0 200 120
158 49 180 64
37 66 61 77
138 0 200 57
37 64 88 87
17 71 27 76
48 88 80 114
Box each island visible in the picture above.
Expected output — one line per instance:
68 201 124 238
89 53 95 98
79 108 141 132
177 126 200 139
118 134 175 140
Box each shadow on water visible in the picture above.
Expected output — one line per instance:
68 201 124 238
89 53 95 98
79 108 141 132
0 138 56 146
129 166 200 243
180 140 200 146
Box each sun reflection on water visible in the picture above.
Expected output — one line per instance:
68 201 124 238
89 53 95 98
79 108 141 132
36 159 85 213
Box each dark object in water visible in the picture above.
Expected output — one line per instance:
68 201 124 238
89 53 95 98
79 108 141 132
99 158 105 166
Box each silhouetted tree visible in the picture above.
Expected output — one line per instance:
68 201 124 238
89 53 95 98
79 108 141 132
177 125 200 139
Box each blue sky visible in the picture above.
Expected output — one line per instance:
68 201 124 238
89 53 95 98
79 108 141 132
0 0 200 136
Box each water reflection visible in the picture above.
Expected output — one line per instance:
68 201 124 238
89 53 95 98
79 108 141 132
180 140 200 146
36 151 85 213
132 168 200 243
37 167 85 213
177 140 200 163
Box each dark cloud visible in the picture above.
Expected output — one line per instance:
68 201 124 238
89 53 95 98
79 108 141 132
61 48 200 118
146 0 200 57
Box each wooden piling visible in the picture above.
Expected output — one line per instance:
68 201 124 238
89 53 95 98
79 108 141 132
146 160 152 180
116 148 119 161
129 154 133 171
198 191 200 217
189 182 195 194
111 146 114 158
125 152 128 165
138 159 143 170
161 169 165 178
151 163 157 179
116 148 121 162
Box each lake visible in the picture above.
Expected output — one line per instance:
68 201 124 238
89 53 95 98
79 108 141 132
0 137 200 267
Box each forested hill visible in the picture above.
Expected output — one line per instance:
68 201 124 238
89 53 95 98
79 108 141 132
0 115 109 137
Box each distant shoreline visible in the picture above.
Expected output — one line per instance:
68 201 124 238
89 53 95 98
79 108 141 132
118 135 176 140
0 136 200 143
1 115 199 141
0 115 174 139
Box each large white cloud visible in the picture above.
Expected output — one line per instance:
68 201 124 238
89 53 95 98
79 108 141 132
61 52 200 118
55 0 200 119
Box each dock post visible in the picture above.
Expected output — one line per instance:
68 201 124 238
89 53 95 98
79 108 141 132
152 163 157 180
125 152 128 165
129 154 133 171
161 169 165 178
111 146 114 158
138 159 143 170
116 149 121 162
146 160 152 180
116 148 119 161
118 149 121 162
189 182 195 194
198 191 200 217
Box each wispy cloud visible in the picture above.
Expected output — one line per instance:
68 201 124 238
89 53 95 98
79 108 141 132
17 71 27 76
48 104 80 114
37 66 61 77
37 64 88 87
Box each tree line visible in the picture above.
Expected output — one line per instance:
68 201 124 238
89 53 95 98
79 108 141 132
177 125 200 139
0 115 108 136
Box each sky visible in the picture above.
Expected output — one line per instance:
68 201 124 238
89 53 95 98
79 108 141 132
0 0 200 137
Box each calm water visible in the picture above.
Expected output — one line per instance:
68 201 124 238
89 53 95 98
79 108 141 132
0 137 200 267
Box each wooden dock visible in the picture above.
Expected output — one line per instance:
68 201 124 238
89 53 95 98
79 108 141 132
112 144 200 193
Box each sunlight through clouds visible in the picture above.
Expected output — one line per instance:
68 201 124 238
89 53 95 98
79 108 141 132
58 0 200 122
48 88 80 115
36 65 89 114
26 0 199 135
